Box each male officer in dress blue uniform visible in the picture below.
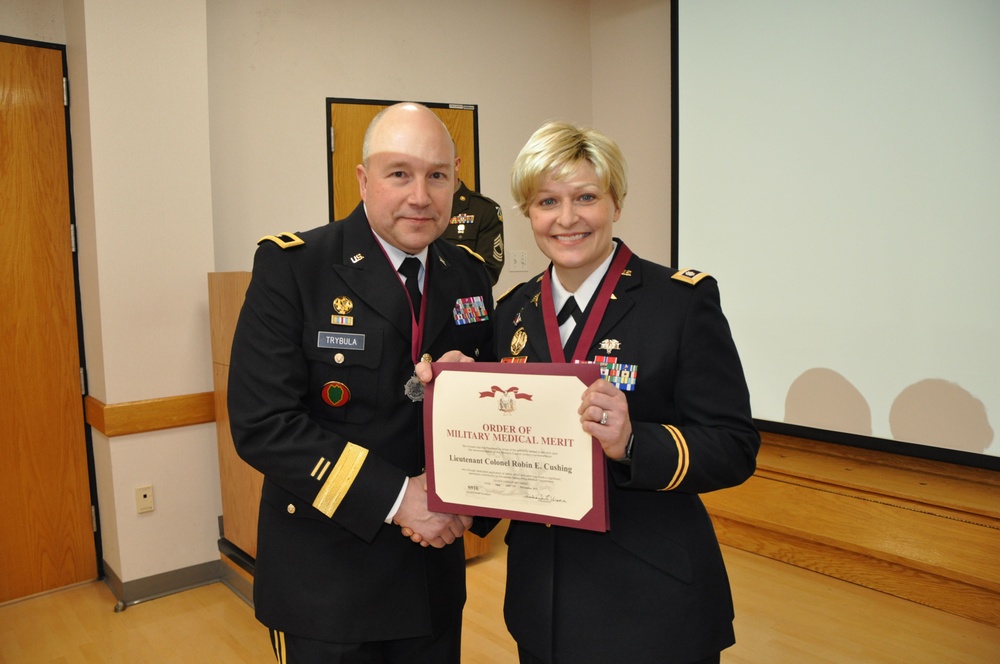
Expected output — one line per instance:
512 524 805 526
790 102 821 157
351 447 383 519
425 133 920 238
228 102 494 663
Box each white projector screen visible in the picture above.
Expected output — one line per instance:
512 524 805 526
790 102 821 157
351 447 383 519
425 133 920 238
677 0 999 465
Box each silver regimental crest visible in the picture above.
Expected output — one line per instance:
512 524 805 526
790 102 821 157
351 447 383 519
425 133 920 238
404 374 425 402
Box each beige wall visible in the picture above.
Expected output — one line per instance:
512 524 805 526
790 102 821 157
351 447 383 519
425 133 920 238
2 0 670 585
592 0 672 265
62 0 220 582
0 0 66 43
208 0 596 297
207 0 672 293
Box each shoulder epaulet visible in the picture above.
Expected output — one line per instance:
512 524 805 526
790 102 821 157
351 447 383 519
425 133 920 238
467 188 496 203
454 243 486 263
258 232 305 249
497 282 527 303
671 268 711 286
466 190 504 221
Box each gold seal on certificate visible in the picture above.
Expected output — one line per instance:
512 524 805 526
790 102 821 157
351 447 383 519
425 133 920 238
423 362 609 531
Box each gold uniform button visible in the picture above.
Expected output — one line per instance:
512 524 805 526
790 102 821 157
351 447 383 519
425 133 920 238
287 504 296 514
334 353 345 364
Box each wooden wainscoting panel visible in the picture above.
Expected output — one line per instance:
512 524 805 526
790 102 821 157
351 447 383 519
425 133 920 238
84 392 215 438
207 272 251 366
757 434 1000 520
712 512 1000 628
703 433 1000 627
213 362 262 559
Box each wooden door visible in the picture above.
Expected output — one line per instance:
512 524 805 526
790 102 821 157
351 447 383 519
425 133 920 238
0 37 97 603
327 99 478 221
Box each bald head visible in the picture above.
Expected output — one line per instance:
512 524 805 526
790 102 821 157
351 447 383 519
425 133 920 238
356 103 457 254
362 103 455 165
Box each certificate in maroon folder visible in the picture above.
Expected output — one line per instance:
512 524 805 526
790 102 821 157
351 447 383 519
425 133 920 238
424 362 609 532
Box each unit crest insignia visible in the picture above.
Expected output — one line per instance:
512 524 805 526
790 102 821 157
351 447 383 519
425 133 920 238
510 327 527 356
321 381 351 407
333 297 354 315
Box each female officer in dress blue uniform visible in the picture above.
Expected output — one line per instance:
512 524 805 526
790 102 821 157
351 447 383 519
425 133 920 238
489 121 760 664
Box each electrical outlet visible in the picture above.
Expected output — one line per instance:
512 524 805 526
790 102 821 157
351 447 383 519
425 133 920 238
135 485 154 514
510 250 528 273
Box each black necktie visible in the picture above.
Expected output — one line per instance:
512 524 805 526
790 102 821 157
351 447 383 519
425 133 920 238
557 296 582 351
557 296 581 326
398 256 422 321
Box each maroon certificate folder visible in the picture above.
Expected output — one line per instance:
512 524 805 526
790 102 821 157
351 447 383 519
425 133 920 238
424 362 609 532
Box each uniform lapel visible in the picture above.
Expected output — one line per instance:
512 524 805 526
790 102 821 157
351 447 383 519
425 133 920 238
422 244 454 350
587 252 641 350
511 275 551 362
331 206 412 340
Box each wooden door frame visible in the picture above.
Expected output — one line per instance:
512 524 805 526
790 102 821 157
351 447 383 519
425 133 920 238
326 97 480 223
1 34 103 587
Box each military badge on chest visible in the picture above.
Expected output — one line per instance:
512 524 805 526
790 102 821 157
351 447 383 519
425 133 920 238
450 212 474 236
593 339 637 391
453 296 489 325
331 296 354 326
321 381 351 407
318 297 363 407
501 326 528 363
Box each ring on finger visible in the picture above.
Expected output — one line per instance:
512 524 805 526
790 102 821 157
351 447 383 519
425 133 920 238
600 410 608 425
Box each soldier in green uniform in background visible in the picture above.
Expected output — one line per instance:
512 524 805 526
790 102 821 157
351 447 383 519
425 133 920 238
443 157 505 285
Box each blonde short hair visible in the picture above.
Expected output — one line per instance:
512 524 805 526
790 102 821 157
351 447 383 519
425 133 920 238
510 121 628 216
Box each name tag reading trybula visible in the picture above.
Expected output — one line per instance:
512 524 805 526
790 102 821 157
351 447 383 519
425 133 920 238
317 331 365 351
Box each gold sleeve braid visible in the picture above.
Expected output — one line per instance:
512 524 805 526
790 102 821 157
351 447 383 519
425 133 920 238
311 442 368 517
659 425 690 491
